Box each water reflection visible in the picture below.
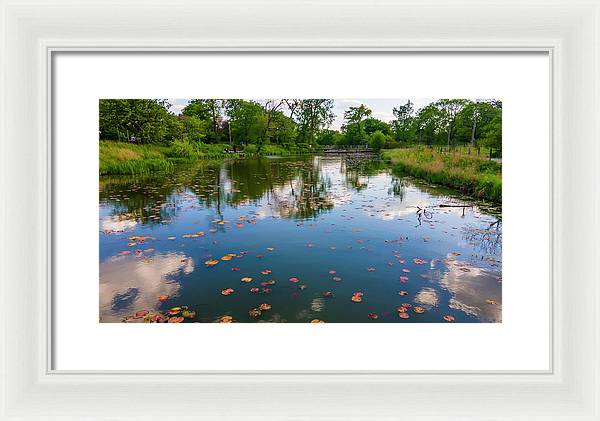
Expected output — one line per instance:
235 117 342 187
99 252 194 322
99 156 502 323
439 253 502 322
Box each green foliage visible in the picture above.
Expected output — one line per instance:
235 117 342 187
100 141 237 175
363 118 391 136
288 99 335 145
169 139 232 159
391 100 415 143
99 98 501 177
368 130 388 151
342 104 372 145
99 141 175 175
390 99 502 150
225 99 267 146
99 99 180 144
382 147 502 202
316 129 343 145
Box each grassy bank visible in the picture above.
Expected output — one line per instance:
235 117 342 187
99 141 317 175
100 142 178 175
382 147 502 202
100 141 247 175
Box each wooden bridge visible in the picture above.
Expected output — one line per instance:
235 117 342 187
321 146 374 154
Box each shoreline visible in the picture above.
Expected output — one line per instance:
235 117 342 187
100 142 501 204
381 148 501 203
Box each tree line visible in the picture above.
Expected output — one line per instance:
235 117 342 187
99 98 502 151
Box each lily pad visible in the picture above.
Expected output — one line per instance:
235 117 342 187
221 288 235 296
248 308 262 317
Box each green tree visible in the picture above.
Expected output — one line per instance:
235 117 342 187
316 129 343 145
435 99 468 147
414 104 443 145
363 118 391 136
391 100 414 143
99 99 177 144
182 99 224 143
342 104 372 145
225 99 267 146
287 99 335 146
368 130 387 151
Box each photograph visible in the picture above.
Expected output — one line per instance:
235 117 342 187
99 98 502 323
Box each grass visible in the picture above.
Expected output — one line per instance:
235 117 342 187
100 141 245 175
381 147 502 202
100 142 176 175
99 140 316 175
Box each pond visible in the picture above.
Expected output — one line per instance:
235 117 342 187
99 155 502 323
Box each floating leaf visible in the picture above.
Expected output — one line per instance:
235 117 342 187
398 313 410 319
328 270 336 274
250 287 260 293
367 313 378 320
310 319 325 323
397 306 407 313
134 310 149 318
402 268 411 273
413 306 425 314
218 315 233 323
259 303 272 311
248 308 262 317
260 269 272 275
221 288 235 296
168 307 182 315
399 276 409 282
167 236 176 240
231 267 241 271
204 259 219 266
332 276 342 282
289 277 299 283
485 299 498 305
168 316 184 323
413 258 427 265
182 310 196 319
158 294 169 302
150 314 168 323
323 291 333 297
399 291 408 296
367 267 376 272
266 247 274 251
221 255 233 261
241 277 253 283
443 315 455 322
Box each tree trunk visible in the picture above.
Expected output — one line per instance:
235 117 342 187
471 113 477 145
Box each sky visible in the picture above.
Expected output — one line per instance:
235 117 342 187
167 98 437 131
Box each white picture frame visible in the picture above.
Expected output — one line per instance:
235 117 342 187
1 0 598 419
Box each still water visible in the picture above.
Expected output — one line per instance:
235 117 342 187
99 155 502 323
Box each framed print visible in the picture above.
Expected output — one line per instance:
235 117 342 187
1 0 599 420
